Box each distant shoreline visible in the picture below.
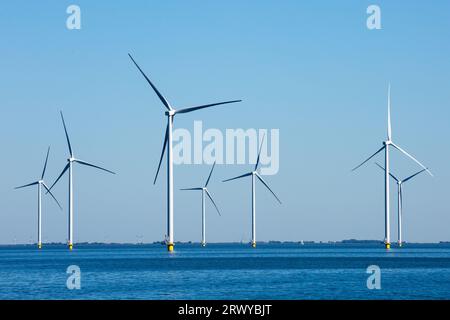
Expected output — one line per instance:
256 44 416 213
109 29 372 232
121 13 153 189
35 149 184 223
1 240 450 247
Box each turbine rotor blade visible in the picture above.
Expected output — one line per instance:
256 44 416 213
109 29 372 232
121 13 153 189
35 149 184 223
180 187 203 191
175 100 242 115
205 189 221 216
388 84 392 141
47 163 70 192
255 172 282 205
255 132 266 171
14 181 39 190
41 146 50 179
128 53 172 111
154 123 169 184
403 168 427 183
60 111 73 157
205 161 216 187
42 182 63 211
222 172 252 183
390 142 433 176
375 162 399 182
351 146 385 172
74 159 116 175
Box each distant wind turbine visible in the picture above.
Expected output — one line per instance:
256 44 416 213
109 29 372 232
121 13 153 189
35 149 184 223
128 53 241 252
48 111 115 250
15 147 62 249
352 84 432 249
375 163 428 247
223 134 281 248
180 162 221 247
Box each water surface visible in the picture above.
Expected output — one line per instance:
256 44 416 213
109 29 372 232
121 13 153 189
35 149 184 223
0 243 449 299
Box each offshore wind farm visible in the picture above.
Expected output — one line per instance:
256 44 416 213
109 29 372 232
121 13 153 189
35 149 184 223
1 1 450 301
351 85 432 249
375 162 428 247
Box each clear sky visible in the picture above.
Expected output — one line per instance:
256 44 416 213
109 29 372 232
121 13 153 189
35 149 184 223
1 1 449 244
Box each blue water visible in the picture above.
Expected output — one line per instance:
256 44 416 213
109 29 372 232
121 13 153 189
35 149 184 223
0 243 449 300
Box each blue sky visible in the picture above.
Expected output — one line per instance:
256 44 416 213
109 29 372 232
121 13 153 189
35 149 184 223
0 1 449 244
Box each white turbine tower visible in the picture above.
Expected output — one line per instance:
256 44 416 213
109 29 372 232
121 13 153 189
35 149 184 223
375 163 428 247
15 147 62 249
352 85 432 249
48 111 115 250
128 53 241 252
223 134 281 248
180 162 221 247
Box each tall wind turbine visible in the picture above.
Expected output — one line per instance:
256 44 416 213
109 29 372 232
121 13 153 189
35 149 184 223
375 163 427 247
180 162 221 247
223 134 281 248
15 147 62 249
128 53 241 252
48 111 115 250
352 85 432 249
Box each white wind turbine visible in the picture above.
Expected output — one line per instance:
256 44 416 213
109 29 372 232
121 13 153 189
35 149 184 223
128 53 241 252
375 163 428 247
48 111 115 250
223 134 281 248
352 85 432 249
180 162 221 247
15 147 62 249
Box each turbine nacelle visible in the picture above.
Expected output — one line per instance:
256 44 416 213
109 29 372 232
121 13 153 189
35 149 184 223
165 110 176 116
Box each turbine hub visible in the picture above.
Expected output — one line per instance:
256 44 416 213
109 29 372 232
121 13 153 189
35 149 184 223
165 110 176 116
384 140 392 146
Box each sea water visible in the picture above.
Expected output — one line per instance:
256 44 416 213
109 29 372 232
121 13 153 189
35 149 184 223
0 243 449 300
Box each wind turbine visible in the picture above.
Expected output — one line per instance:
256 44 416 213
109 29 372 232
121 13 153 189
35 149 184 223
223 134 281 248
375 163 428 247
48 111 115 250
352 84 432 249
15 147 62 249
128 53 241 252
180 162 221 247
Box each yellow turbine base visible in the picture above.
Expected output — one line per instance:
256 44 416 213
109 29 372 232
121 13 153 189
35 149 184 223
69 244 73 251
38 243 42 249
201 242 206 247
385 243 391 249
251 242 256 248
167 243 174 252
399 243 403 247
